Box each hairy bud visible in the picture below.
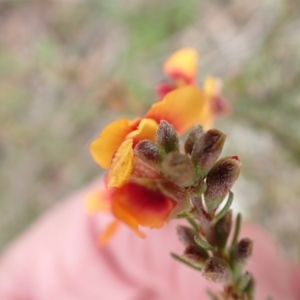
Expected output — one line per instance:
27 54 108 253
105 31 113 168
134 140 165 168
232 238 253 263
161 152 195 187
156 120 179 153
183 244 208 265
191 129 226 180
202 257 231 283
204 156 241 215
177 225 197 246
184 124 204 155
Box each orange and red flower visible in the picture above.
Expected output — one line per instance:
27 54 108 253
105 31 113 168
90 86 209 188
162 47 198 88
156 48 230 127
87 48 230 244
86 181 177 244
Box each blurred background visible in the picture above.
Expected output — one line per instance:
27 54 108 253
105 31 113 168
1 0 300 259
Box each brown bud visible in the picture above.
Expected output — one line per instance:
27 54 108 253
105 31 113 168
183 244 208 265
184 124 204 155
161 152 195 187
232 238 253 263
214 210 232 249
204 156 241 215
177 225 197 246
134 140 165 168
191 129 226 180
156 120 179 153
202 257 231 283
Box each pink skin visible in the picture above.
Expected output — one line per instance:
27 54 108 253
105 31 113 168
0 178 299 300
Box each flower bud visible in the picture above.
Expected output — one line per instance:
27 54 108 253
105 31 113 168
191 129 226 180
161 152 195 187
202 257 231 283
134 140 165 168
232 238 253 263
177 225 197 246
204 156 241 215
183 244 208 265
184 124 204 155
156 120 179 153
214 210 232 249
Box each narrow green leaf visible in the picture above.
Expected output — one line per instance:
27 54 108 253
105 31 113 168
170 253 202 271
176 212 189 219
231 213 242 248
214 191 234 222
194 235 216 252
187 217 198 232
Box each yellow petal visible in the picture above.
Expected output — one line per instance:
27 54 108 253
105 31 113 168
90 119 131 169
108 139 134 188
85 189 111 213
146 86 210 134
164 48 198 81
98 220 120 245
199 99 214 129
126 118 158 145
90 118 140 169
203 76 222 98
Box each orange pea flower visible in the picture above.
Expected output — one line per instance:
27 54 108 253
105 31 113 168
86 181 177 244
162 47 198 88
156 48 230 126
90 86 210 188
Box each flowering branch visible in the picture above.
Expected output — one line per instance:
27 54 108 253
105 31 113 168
87 48 255 299
135 121 254 300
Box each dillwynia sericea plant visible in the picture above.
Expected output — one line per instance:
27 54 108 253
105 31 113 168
87 48 254 300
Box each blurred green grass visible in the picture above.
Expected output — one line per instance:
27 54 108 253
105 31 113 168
1 0 300 258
